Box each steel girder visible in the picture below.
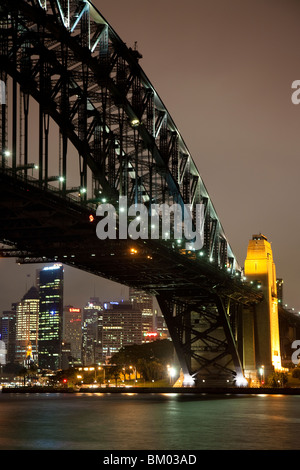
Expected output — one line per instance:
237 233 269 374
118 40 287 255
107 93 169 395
157 292 245 385
0 0 239 273
0 0 263 384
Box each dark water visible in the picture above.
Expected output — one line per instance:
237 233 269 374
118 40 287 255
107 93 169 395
0 392 299 450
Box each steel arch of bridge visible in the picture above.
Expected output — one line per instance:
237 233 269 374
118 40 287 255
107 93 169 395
0 0 262 385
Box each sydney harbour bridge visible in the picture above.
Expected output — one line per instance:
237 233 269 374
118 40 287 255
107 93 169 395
0 0 289 387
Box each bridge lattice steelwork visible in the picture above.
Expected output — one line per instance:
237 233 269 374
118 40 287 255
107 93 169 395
0 0 262 385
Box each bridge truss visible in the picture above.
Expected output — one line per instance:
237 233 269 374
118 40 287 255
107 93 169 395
0 0 262 385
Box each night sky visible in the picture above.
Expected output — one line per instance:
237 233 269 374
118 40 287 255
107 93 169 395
1 0 300 313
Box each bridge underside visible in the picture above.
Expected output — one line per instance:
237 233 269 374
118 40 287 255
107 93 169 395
0 170 262 385
0 0 264 385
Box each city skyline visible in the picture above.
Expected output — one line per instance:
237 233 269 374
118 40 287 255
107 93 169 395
0 263 168 369
0 259 130 313
1 0 300 315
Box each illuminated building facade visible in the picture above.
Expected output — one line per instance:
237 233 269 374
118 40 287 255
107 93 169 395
129 288 154 341
102 301 142 358
15 286 39 365
0 309 16 364
0 340 6 366
38 264 64 370
63 306 82 362
82 297 103 365
244 234 282 381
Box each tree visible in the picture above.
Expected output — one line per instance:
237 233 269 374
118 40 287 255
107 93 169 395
137 358 164 382
51 368 78 387
3 362 24 375
109 339 174 383
18 367 28 386
110 339 174 367
267 371 288 388
292 367 300 379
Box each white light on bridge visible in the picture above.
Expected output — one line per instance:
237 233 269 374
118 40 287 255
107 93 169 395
183 375 195 386
131 118 140 127
235 375 248 387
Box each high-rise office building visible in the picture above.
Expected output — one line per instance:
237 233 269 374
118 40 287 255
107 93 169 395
0 308 16 364
0 340 6 366
82 298 103 365
15 286 39 365
38 264 64 370
102 301 142 358
63 306 82 363
129 288 154 341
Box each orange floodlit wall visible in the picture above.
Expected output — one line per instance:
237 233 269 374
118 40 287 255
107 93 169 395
244 234 282 372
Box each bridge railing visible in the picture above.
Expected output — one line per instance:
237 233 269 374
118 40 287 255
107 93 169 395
0 163 96 210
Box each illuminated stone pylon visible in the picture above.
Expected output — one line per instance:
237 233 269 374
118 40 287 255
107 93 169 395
243 234 282 382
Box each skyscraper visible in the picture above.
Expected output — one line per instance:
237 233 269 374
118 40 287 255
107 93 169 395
63 306 82 363
102 301 142 359
0 308 16 364
129 288 154 341
82 298 103 365
0 340 6 367
15 286 39 365
38 264 64 370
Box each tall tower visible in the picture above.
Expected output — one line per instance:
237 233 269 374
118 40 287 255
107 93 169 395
82 297 103 365
38 264 64 370
0 309 16 364
15 286 39 365
244 234 282 380
129 288 154 341
63 306 82 363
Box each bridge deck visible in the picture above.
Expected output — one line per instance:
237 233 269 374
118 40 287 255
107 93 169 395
0 169 262 306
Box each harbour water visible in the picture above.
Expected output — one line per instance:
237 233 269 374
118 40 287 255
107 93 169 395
0 392 299 451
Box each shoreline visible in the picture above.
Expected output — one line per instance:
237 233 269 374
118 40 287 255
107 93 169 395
2 386 300 395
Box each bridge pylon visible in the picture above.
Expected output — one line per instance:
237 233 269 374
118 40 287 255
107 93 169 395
243 234 282 384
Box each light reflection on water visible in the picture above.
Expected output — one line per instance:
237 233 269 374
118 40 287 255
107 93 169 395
0 392 299 450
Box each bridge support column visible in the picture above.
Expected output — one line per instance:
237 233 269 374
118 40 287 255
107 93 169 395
242 305 258 385
156 292 246 387
243 234 282 383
